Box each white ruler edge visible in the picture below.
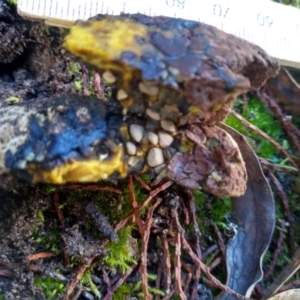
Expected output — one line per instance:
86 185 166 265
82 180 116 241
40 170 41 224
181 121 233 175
17 0 300 69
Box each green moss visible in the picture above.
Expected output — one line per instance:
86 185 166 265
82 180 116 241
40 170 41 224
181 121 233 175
8 0 18 5
80 270 101 298
113 283 132 300
133 274 166 298
5 96 20 104
36 210 45 222
104 225 137 273
32 228 61 253
225 97 287 162
68 62 80 74
74 81 82 91
34 276 65 299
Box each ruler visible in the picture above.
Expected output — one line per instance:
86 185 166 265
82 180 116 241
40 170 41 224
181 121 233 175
18 0 300 69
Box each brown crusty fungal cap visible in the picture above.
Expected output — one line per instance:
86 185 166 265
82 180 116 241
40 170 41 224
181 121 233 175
64 14 279 124
168 125 247 197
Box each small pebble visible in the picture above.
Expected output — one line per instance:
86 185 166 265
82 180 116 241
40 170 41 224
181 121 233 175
158 131 174 148
16 160 27 169
117 89 128 100
146 108 161 120
154 163 166 174
161 119 176 132
211 171 222 182
148 132 158 145
126 141 137 155
138 82 159 96
129 124 144 143
147 147 164 167
102 70 117 83
25 152 35 161
128 156 144 170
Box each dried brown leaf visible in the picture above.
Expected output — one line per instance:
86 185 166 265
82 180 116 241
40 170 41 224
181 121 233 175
216 124 275 300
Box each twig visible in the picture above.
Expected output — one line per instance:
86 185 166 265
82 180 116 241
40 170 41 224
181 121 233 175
128 175 145 235
64 184 122 194
161 289 175 300
102 269 111 294
141 197 163 300
178 195 189 225
185 190 202 300
259 157 298 173
174 232 187 300
64 181 172 299
162 232 172 293
102 265 135 300
262 247 300 299
229 109 298 169
202 244 219 260
260 91 300 160
26 252 56 261
0 269 13 277
115 181 173 231
63 256 95 300
183 272 192 295
211 223 226 261
54 192 64 228
173 211 247 300
278 279 300 293
269 172 295 255
70 285 83 300
208 256 222 271
133 175 152 192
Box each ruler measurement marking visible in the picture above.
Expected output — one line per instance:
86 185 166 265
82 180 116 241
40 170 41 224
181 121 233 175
17 0 300 68
66 0 70 19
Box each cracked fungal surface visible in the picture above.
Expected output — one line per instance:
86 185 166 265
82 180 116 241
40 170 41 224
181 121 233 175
0 14 279 197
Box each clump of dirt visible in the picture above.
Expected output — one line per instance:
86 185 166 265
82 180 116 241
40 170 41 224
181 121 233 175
0 0 77 108
0 1 84 298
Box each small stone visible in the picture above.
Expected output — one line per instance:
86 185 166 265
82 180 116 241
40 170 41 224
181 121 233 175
158 131 174 148
146 108 161 121
154 163 166 174
117 89 128 100
129 124 144 143
25 152 35 161
102 70 117 83
128 156 144 170
147 147 164 167
138 82 159 96
99 153 108 160
126 141 137 155
16 160 27 169
161 119 176 132
211 171 222 183
148 132 158 145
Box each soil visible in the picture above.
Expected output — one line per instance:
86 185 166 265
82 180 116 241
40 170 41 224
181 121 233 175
0 1 103 299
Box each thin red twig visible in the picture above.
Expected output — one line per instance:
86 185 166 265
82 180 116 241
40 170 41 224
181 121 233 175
162 232 172 293
141 197 163 300
128 175 145 235
229 109 298 169
174 232 187 300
